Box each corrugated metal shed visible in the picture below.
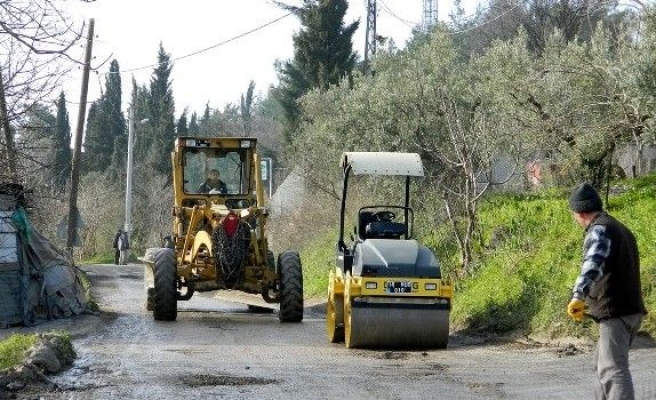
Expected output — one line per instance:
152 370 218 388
0 194 21 326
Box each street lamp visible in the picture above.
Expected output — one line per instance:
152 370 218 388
124 106 148 239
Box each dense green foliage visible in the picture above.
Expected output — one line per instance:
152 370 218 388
292 8 655 275
296 174 656 338
445 0 631 59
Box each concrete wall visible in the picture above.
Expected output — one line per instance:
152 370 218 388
269 168 306 216
616 144 656 178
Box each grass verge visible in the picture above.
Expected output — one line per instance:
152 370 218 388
0 334 37 370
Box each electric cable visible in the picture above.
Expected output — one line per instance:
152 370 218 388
448 3 522 34
96 12 292 75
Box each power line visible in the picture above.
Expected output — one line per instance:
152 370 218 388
96 12 293 75
378 0 522 35
378 0 422 29
448 4 522 35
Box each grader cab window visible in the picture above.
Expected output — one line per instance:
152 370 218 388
183 148 251 195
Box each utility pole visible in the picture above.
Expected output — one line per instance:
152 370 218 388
364 0 377 70
66 18 94 254
422 0 438 31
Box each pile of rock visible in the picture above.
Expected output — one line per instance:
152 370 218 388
0 332 74 396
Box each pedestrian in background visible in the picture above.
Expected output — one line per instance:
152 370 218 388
566 182 647 400
112 228 122 265
118 229 130 265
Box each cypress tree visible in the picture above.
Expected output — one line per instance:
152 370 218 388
147 43 176 174
83 100 111 172
83 59 125 173
199 103 212 137
53 91 72 189
105 60 126 159
275 0 359 141
177 108 189 136
130 79 152 162
188 112 200 136
240 81 255 136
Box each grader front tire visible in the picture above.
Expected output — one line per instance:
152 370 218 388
144 263 155 311
278 251 304 323
146 288 154 312
153 248 177 321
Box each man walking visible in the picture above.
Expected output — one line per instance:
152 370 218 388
118 229 130 265
112 228 122 265
566 182 647 400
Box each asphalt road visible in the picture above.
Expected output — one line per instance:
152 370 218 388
5 264 656 399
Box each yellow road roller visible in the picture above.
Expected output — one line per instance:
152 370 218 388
327 152 452 349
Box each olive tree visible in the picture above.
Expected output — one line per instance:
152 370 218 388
295 31 520 275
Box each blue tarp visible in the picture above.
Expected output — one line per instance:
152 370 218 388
3 207 87 327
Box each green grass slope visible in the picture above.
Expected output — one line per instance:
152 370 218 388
452 176 655 338
298 174 656 339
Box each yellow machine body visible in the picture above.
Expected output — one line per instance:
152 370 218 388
142 137 303 323
327 152 452 349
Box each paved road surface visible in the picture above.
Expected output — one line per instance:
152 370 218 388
4 264 656 399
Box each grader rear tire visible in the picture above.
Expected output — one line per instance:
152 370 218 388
278 251 303 323
153 248 177 321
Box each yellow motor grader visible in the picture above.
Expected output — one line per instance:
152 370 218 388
327 152 452 348
142 137 303 322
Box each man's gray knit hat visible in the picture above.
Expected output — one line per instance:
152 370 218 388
569 182 603 213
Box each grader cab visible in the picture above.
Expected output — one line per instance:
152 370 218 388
142 137 303 322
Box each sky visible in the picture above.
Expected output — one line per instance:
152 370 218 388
62 0 480 122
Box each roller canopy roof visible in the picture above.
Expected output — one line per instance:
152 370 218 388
340 152 424 177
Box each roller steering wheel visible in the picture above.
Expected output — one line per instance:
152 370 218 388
374 211 396 222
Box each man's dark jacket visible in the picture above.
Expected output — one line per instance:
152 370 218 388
587 213 648 320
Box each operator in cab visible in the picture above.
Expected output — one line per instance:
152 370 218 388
199 168 227 194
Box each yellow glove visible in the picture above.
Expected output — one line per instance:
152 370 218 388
567 298 585 322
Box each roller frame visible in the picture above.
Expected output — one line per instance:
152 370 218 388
329 151 453 349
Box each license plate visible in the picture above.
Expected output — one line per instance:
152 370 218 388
384 281 414 293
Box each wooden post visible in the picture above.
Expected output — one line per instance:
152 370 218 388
66 18 94 254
